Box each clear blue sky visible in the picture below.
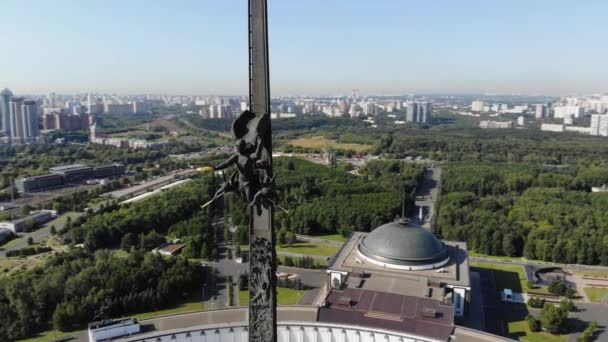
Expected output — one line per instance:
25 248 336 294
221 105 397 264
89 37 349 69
2 0 607 96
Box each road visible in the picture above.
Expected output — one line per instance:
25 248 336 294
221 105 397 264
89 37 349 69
413 166 441 229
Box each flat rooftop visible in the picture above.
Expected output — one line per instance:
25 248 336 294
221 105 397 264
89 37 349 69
331 232 470 290
319 287 454 341
49 164 92 172
158 243 185 254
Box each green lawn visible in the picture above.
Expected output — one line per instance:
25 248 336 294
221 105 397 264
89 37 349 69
314 234 346 242
113 249 129 258
1 236 24 249
277 242 339 257
47 211 80 228
278 255 327 267
472 262 527 293
133 299 204 319
18 329 75 342
469 251 524 261
508 320 568 342
575 270 608 278
239 287 305 306
584 287 608 303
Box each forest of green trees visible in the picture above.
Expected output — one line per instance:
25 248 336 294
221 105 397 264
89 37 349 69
0 249 203 341
69 175 218 253
436 162 608 265
227 158 426 238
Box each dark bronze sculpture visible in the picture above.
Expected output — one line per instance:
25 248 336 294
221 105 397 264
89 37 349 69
214 110 273 207
207 1 277 341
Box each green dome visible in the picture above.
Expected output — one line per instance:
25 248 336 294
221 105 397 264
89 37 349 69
358 219 448 267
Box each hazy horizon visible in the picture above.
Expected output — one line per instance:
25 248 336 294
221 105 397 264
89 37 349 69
2 0 607 96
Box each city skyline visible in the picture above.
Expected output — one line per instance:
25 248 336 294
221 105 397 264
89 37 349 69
2 0 608 95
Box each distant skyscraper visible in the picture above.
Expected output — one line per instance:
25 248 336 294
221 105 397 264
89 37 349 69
9 97 25 142
0 88 12 135
22 100 39 140
535 104 546 119
7 97 39 143
418 101 432 123
406 102 417 122
590 114 608 136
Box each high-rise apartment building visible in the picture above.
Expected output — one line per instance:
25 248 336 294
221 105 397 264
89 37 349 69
419 101 432 123
406 101 432 124
22 100 39 139
406 102 417 122
535 104 546 119
9 97 25 142
590 114 608 136
0 88 12 135
7 97 39 143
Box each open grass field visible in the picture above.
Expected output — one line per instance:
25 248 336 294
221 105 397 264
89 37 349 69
277 242 339 257
314 234 347 242
469 251 524 261
508 320 568 342
239 287 305 306
278 254 328 267
18 329 75 342
133 298 204 319
288 136 372 153
584 287 608 303
47 211 80 228
0 252 56 278
575 270 608 278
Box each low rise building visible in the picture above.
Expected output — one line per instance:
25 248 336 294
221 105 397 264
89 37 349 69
88 318 140 342
15 173 65 193
155 243 185 257
15 163 125 193
0 203 18 211
321 219 470 341
479 120 513 129
50 164 93 183
0 210 56 232
541 123 565 132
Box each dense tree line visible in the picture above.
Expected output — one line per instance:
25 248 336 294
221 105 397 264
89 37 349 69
383 128 608 164
437 162 608 265
168 210 219 260
0 249 203 340
69 175 217 252
224 158 425 237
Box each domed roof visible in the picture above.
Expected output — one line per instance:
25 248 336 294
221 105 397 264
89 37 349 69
1 88 12 96
358 219 448 267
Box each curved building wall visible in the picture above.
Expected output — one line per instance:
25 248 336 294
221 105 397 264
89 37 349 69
119 321 442 342
357 248 450 271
